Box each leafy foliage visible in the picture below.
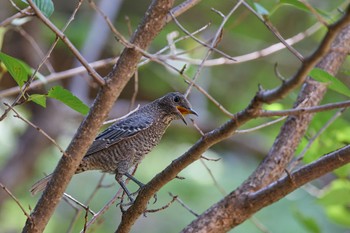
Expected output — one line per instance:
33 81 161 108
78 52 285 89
309 68 350 97
47 86 90 115
318 180 350 227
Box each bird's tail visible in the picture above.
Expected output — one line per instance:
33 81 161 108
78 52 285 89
30 174 53 195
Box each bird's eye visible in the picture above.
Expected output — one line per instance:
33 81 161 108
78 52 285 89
173 96 180 103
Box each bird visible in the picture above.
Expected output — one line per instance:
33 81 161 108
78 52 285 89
30 92 197 202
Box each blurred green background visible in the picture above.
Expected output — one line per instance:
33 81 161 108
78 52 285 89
1 0 350 232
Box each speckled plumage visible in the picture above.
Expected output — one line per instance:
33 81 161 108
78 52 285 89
30 92 197 199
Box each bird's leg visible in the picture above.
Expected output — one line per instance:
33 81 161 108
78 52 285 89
124 172 158 204
124 172 144 187
118 180 135 203
115 174 135 205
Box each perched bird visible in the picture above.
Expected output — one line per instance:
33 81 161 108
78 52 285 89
30 92 197 202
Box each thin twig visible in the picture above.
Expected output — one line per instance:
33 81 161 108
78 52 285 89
144 195 177 214
201 156 220 162
80 190 123 233
82 206 89 233
169 12 236 63
169 192 199 217
242 1 304 62
0 6 33 27
125 16 139 111
0 182 31 219
236 116 287 134
0 0 87 121
88 0 234 118
62 193 96 215
103 105 140 125
184 0 243 97
4 103 67 155
200 159 226 196
157 23 321 66
66 174 108 233
15 27 55 73
259 99 350 117
26 0 104 85
299 0 328 26
0 57 117 98
138 23 210 67
295 108 345 162
165 0 202 23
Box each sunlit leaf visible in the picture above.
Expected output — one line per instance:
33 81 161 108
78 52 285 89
28 94 47 107
48 86 89 115
263 103 284 111
317 180 350 225
318 180 350 206
309 68 350 98
0 52 31 87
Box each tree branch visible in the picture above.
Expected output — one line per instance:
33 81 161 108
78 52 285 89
26 0 105 86
115 4 350 233
181 5 350 233
182 144 350 232
22 0 175 232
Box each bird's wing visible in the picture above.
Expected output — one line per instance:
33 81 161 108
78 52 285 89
85 115 153 156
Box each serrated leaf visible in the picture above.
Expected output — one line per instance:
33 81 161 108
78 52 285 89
22 0 54 18
309 68 350 98
253 3 269 16
0 52 31 87
28 94 47 107
48 86 89 115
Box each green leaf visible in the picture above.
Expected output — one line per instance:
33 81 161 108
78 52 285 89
48 86 89 115
0 52 32 87
279 0 311 13
253 3 269 16
317 180 350 226
318 180 350 206
273 0 331 19
28 94 47 107
22 0 54 18
293 209 321 233
309 68 350 98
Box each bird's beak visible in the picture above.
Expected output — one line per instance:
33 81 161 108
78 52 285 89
176 106 198 125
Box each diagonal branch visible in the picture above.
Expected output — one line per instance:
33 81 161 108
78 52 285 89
182 144 350 232
26 0 105 86
182 5 350 233
116 4 350 233
22 0 176 232
257 5 350 103
245 7 350 192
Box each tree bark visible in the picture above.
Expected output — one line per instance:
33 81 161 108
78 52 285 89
181 9 350 233
22 0 175 232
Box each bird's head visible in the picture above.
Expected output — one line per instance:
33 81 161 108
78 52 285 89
158 92 198 125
